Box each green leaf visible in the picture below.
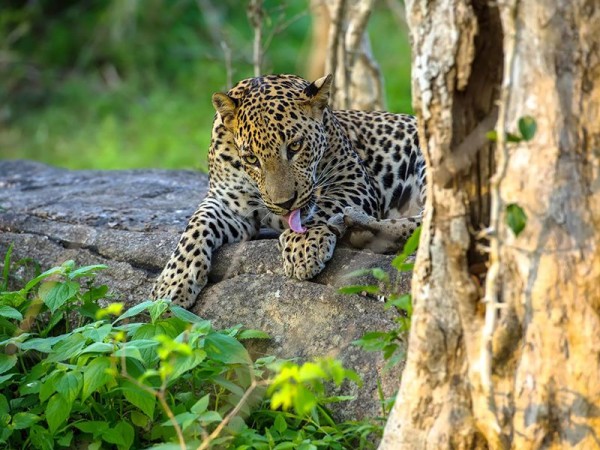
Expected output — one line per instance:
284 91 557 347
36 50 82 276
274 443 296 450
68 264 108 279
213 376 245 397
40 370 62 402
0 353 17 375
0 393 8 415
506 132 522 143
130 410 149 428
121 380 156 418
338 285 379 295
169 349 207 380
198 410 221 424
506 203 527 236
383 343 399 360
162 411 197 429
485 130 498 142
384 349 406 372
46 393 71 434
145 445 185 450
237 329 271 340
82 356 112 401
12 412 41 430
39 281 80 313
297 362 327 383
319 395 356 404
273 414 287 433
20 335 65 353
113 300 154 323
204 333 250 365
392 226 421 271
80 342 115 355
113 345 145 362
149 300 169 323
22 266 63 294
102 420 134 449
518 116 537 141
293 386 317 416
0 305 23 321
74 420 109 437
386 293 412 314
47 333 87 362
371 267 389 282
0 372 17 386
57 430 73 446
131 323 180 363
55 371 82 404
81 323 113 343
402 225 422 256
190 394 209 415
168 305 204 323
30 424 54 450
342 268 377 278
352 332 390 352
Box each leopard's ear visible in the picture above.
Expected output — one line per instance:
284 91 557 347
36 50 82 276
303 74 333 119
212 93 239 130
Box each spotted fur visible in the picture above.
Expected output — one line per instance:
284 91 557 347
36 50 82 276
152 74 425 307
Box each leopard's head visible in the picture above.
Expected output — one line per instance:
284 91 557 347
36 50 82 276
212 74 332 228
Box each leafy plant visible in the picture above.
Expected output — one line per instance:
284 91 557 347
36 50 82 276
505 203 528 237
486 115 538 143
339 227 421 416
0 249 381 449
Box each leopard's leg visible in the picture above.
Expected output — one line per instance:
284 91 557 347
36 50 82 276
151 194 259 308
328 206 422 252
340 206 421 240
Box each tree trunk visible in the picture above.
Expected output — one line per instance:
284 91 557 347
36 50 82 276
309 0 385 110
380 0 600 448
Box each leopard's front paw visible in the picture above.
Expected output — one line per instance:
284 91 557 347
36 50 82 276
278 226 337 280
151 255 209 309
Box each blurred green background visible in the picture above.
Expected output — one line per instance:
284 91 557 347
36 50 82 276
0 0 411 171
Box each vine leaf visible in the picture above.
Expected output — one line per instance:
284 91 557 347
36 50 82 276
506 203 527 236
518 116 537 141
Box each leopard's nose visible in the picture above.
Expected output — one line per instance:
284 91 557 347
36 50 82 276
274 192 297 211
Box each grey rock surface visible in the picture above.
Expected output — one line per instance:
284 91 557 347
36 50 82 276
0 160 409 421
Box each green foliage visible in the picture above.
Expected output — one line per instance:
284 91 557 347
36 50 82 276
517 116 537 141
505 203 528 237
1 1 412 170
339 227 421 416
486 115 538 144
269 358 361 416
0 249 381 449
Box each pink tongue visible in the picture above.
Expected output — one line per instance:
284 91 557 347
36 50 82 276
287 209 307 233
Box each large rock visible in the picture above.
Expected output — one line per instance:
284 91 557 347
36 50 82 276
0 160 408 421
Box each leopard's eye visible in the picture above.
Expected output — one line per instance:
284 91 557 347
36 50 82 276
243 154 259 166
288 138 304 153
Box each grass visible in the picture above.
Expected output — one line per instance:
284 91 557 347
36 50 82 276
0 2 412 171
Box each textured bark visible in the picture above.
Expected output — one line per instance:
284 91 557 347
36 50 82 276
311 0 385 111
380 0 600 448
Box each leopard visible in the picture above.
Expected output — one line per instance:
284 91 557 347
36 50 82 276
151 74 426 308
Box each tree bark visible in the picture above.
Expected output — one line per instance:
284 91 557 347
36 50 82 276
310 0 385 111
380 0 600 448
